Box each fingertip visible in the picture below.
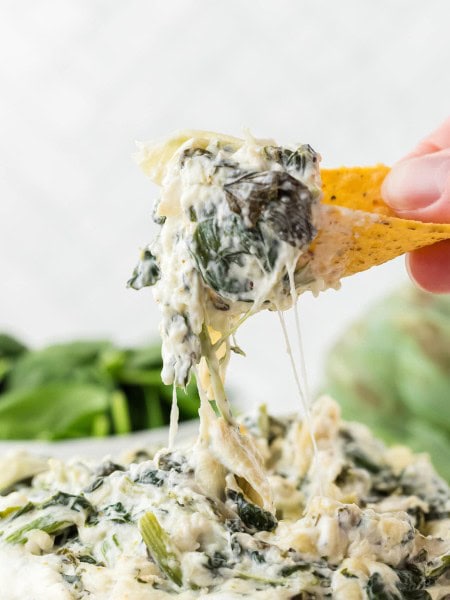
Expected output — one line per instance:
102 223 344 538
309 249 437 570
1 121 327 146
382 154 450 215
407 240 450 294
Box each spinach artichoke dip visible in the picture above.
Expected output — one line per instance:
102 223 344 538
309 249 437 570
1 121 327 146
1 132 448 599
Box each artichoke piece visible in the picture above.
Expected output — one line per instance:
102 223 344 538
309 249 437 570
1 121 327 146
139 512 182 587
323 286 450 480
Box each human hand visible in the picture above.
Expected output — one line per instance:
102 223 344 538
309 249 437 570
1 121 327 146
382 117 450 293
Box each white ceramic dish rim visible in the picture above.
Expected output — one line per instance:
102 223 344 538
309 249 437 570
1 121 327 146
0 420 200 461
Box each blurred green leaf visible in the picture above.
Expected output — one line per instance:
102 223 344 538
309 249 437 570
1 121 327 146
159 381 199 420
110 390 131 434
0 383 110 440
0 333 201 440
144 387 164 429
0 334 27 359
0 359 12 386
123 345 163 371
117 368 163 387
91 413 111 438
8 340 114 391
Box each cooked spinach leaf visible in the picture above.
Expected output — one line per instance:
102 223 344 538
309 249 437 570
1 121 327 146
78 554 98 565
96 460 125 477
84 478 105 493
157 452 186 473
103 502 132 524
191 212 279 300
345 444 382 474
134 468 166 487
6 514 76 544
366 573 398 600
84 460 126 493
128 249 160 290
41 492 96 517
206 551 229 571
227 489 277 532
366 570 432 600
224 170 316 247
264 144 318 175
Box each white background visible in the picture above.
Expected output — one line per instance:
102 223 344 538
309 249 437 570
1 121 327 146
1 0 449 413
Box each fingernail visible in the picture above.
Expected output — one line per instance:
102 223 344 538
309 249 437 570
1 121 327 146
382 154 450 210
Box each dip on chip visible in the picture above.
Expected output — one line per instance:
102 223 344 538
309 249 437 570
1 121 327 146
131 130 450 391
138 130 450 281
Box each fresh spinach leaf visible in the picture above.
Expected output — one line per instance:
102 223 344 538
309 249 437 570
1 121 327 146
0 334 27 359
0 383 111 440
0 335 200 439
7 340 113 391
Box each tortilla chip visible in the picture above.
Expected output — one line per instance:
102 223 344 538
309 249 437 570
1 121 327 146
322 165 393 216
137 131 450 279
318 166 450 277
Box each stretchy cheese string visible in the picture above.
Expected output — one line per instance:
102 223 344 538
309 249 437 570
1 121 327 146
168 384 179 450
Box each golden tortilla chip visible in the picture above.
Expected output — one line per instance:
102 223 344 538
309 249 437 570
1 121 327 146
318 166 450 277
137 131 450 280
322 165 393 216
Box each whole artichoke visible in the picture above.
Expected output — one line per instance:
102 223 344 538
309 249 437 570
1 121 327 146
323 286 450 480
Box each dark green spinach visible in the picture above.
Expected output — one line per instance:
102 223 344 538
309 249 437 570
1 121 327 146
127 249 160 290
191 212 280 300
224 170 316 247
227 489 277 532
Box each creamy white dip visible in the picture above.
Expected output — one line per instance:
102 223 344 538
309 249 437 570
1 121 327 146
0 397 449 598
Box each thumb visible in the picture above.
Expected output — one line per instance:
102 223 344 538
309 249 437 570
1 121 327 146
382 149 450 223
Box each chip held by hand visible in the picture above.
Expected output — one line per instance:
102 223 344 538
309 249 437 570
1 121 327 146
318 165 450 277
136 130 450 290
